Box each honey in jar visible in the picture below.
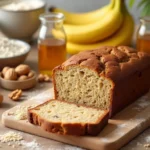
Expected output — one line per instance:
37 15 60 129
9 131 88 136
137 17 150 53
38 38 66 75
38 13 66 75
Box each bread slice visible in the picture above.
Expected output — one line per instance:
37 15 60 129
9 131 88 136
28 99 109 136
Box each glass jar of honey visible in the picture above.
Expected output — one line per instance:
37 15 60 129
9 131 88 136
38 13 66 76
137 17 150 54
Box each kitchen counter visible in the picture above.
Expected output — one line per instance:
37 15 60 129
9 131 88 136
0 40 150 150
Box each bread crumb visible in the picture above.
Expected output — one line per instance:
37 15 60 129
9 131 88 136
15 113 27 120
145 136 150 143
8 142 11 146
15 105 36 120
7 105 37 120
7 112 14 116
0 131 23 143
21 140 40 150
18 142 22 146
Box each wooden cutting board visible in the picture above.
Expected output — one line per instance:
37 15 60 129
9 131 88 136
2 88 150 150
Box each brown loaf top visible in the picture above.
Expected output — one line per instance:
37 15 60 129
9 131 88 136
60 46 150 82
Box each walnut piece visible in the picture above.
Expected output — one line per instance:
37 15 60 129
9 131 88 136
4 68 17 80
28 71 35 78
15 64 30 76
2 66 10 76
18 75 28 81
38 74 51 82
8 89 22 101
44 75 51 82
38 74 45 82
144 144 150 148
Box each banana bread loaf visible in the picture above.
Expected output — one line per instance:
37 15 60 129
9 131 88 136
53 46 150 117
28 100 109 136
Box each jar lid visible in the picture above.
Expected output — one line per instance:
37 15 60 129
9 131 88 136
39 13 64 23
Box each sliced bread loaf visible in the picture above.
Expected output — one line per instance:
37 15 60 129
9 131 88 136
28 99 109 136
53 46 150 117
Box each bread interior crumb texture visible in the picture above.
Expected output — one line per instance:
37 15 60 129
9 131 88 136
55 66 113 110
32 100 105 123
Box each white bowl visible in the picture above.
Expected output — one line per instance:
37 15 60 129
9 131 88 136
0 39 31 70
0 0 45 41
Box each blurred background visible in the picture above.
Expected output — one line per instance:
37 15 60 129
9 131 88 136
44 0 140 22
0 0 149 57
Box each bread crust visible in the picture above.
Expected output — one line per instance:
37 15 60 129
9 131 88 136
53 46 150 117
28 100 109 136
111 66 150 116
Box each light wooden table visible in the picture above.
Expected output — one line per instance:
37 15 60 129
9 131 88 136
0 40 150 150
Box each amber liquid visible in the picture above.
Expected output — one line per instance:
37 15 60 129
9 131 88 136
137 34 150 54
38 38 66 75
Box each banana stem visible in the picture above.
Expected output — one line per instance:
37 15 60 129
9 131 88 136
114 0 121 11
110 0 116 9
122 0 129 15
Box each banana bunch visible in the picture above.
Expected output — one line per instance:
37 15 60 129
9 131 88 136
51 0 134 54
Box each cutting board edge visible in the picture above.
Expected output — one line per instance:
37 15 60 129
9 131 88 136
2 116 110 150
2 110 150 150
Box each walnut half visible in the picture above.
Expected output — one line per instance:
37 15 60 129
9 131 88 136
38 74 51 82
8 89 22 101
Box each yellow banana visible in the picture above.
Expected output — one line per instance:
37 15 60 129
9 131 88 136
67 4 134 54
50 0 114 25
64 0 123 44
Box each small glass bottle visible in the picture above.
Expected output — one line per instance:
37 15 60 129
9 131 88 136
137 17 150 54
38 13 66 76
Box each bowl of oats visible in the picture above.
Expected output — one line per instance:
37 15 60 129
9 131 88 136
0 0 45 41
0 38 31 70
